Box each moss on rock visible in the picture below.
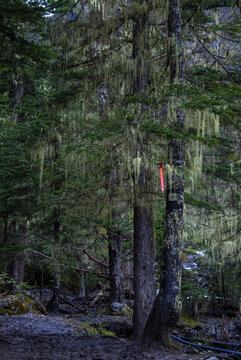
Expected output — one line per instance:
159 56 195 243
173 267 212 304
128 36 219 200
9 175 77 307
0 294 38 315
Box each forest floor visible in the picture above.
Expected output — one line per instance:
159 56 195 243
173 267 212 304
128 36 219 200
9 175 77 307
0 312 239 360
0 293 240 360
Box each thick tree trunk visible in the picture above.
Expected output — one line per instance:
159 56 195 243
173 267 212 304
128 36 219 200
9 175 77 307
142 0 185 345
132 0 155 340
133 194 155 339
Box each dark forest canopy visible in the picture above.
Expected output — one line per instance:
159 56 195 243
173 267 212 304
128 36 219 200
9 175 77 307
0 0 240 346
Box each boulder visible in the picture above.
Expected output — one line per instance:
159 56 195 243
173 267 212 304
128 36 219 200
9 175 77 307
0 294 38 315
110 302 124 315
110 302 133 317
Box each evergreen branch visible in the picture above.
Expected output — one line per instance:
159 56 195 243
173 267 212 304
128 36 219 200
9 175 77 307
182 3 201 28
212 31 240 44
27 248 109 279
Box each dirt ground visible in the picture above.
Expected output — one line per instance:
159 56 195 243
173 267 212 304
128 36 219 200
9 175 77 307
0 314 237 360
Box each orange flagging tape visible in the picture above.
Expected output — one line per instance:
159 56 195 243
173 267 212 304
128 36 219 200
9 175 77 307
159 163 164 192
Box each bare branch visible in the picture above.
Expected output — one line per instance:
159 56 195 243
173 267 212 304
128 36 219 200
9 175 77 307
196 33 241 86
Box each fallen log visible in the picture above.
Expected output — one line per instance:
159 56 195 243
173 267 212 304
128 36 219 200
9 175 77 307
59 295 86 313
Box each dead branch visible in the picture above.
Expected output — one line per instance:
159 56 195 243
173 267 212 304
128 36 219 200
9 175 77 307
59 295 85 313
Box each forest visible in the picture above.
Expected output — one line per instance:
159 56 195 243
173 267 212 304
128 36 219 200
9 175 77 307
0 0 241 359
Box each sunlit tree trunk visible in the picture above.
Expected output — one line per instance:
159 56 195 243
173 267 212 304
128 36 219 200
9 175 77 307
132 0 155 340
143 0 185 345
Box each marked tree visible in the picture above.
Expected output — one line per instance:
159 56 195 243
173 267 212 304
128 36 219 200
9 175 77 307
143 0 185 345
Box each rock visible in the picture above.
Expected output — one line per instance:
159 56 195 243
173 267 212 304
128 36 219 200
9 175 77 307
107 321 132 337
110 302 124 315
189 329 199 337
193 324 202 330
59 304 79 315
184 347 200 354
110 302 133 317
210 327 216 336
233 320 241 330
0 294 38 315
228 323 236 332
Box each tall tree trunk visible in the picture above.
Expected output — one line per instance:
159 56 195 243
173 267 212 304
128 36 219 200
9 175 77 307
48 216 61 314
221 269 227 309
79 271 86 298
97 71 125 307
107 169 125 305
50 261 61 314
108 216 125 304
132 0 155 340
79 237 88 298
11 74 26 123
95 1 125 305
143 0 185 345
6 75 27 284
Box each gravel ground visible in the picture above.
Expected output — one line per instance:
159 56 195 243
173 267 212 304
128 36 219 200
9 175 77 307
0 314 234 360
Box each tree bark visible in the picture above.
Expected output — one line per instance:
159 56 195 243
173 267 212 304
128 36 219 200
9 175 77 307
107 170 125 305
9 254 25 285
97 71 125 306
79 271 86 298
6 74 27 284
132 0 155 340
95 1 126 306
49 262 61 314
108 221 125 304
48 217 61 314
142 0 185 345
10 74 26 123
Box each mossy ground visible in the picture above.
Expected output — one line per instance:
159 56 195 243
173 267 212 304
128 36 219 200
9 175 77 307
179 314 203 327
0 294 38 315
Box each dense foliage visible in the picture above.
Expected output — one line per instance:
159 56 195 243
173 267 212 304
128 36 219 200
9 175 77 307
0 0 240 344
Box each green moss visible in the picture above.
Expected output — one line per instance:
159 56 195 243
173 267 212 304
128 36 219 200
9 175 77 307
121 304 133 317
98 324 115 337
179 314 203 327
75 321 115 337
0 295 28 315
0 294 38 315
